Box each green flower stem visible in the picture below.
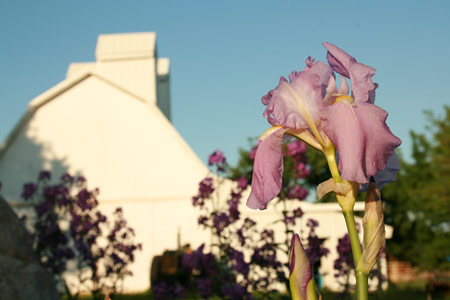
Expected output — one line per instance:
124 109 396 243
343 209 368 300
324 146 368 300
323 144 342 183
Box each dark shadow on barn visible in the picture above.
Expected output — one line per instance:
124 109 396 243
0 117 71 209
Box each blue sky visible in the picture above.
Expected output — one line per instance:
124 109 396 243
1 1 449 166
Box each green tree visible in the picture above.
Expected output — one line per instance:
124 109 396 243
383 106 450 271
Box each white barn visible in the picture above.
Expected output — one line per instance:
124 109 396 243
0 32 391 294
0 32 211 292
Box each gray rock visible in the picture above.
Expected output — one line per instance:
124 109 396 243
0 195 60 300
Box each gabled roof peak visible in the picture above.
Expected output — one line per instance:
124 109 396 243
95 32 156 61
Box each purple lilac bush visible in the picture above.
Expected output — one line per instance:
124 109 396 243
21 171 141 300
152 146 329 299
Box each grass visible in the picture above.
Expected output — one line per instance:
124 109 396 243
64 281 450 300
321 281 450 300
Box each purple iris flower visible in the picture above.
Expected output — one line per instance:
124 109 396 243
247 43 401 210
321 42 401 186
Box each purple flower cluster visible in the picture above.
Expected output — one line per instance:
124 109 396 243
185 149 328 298
103 207 142 280
193 156 249 238
333 233 355 295
283 140 310 202
192 177 214 207
251 230 280 269
152 281 185 300
182 244 216 278
228 248 250 276
21 182 38 200
20 171 141 298
194 278 213 299
221 282 253 300
212 212 231 234
177 244 253 300
286 185 308 201
176 245 217 299
208 149 227 173
305 219 330 265
283 207 304 226
236 218 256 247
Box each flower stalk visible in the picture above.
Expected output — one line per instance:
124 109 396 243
325 150 368 300
247 42 401 300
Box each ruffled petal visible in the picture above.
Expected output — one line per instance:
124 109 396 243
321 102 402 184
374 152 400 188
360 152 401 191
322 42 355 77
353 103 402 177
349 63 377 104
323 42 376 104
262 61 332 129
320 103 368 183
247 127 287 210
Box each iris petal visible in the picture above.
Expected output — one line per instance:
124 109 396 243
321 102 401 184
263 61 332 129
353 103 402 177
360 152 401 191
320 103 368 183
323 42 376 104
247 127 287 210
374 152 401 188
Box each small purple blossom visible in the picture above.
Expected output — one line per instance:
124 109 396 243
293 207 304 218
229 248 249 276
182 244 217 278
195 278 213 299
287 185 308 200
296 162 310 179
237 176 248 190
304 219 329 265
286 140 307 156
208 149 227 173
284 215 296 225
21 183 38 200
213 212 230 233
221 283 252 300
60 173 74 183
208 149 226 165
192 177 215 208
38 170 51 181
152 282 174 300
198 215 209 226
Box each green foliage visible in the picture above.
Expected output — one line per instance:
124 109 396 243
383 106 450 271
